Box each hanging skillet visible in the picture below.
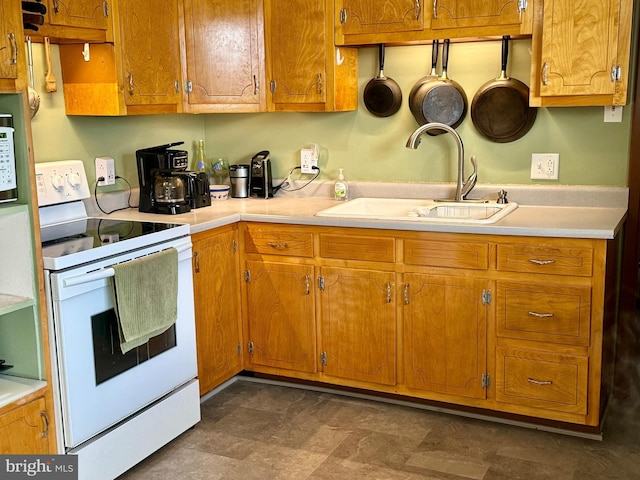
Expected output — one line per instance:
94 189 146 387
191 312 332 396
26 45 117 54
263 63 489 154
471 36 537 143
408 39 440 125
363 44 402 117
410 39 467 134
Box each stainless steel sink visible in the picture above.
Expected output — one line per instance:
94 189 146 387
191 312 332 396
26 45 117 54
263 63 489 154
316 198 518 224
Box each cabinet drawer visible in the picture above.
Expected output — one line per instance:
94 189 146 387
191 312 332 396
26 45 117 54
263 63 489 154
244 224 313 257
404 239 489 270
495 347 588 415
496 282 591 346
497 243 593 276
319 234 395 263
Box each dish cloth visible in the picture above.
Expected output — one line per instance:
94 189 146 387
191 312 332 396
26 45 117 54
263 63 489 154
112 247 178 354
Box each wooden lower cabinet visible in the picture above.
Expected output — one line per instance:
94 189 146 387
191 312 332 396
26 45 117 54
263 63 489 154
244 260 317 373
0 397 50 454
230 223 617 430
192 225 243 395
403 273 488 399
319 267 396 386
495 346 589 415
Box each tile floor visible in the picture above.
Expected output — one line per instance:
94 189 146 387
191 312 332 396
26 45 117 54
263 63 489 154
119 378 640 480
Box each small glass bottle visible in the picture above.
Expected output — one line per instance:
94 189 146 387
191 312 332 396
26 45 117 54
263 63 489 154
194 139 208 176
334 168 348 201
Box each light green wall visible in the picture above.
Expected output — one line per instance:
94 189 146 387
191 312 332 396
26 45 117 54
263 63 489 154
30 40 632 189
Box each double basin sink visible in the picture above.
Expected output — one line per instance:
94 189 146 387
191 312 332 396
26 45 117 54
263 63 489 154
316 198 518 224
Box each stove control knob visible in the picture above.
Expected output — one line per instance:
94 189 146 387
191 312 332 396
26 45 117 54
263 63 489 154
51 174 65 191
67 172 82 188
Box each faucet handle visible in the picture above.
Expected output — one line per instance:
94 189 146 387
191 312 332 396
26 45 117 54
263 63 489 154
461 155 478 199
497 189 508 204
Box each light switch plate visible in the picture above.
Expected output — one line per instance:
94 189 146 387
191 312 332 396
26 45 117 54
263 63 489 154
531 153 559 180
604 106 623 123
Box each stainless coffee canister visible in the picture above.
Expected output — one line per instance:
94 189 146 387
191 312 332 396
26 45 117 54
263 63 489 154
229 164 250 198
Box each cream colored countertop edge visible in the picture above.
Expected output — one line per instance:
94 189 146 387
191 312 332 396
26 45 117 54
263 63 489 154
93 183 629 240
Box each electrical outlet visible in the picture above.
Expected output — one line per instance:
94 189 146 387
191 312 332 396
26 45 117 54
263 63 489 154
300 145 319 174
531 153 559 180
95 157 116 186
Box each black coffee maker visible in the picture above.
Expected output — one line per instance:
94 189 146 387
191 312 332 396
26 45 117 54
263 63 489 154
136 142 211 214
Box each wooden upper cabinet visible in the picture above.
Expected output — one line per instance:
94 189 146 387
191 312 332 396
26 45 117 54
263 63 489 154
181 0 266 112
265 0 358 112
59 0 181 115
431 0 526 30
46 0 110 30
530 0 634 106
336 0 424 35
117 0 181 110
0 0 23 91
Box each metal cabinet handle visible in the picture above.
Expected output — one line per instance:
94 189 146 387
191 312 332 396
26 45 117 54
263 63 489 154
175 80 180 93
403 283 410 305
432 0 438 19
253 75 259 95
193 251 200 273
415 0 421 20
528 311 554 318
527 378 553 386
517 0 528 19
305 274 310 295
8 33 17 65
267 242 288 249
529 258 555 265
542 62 549 86
317 73 323 95
53 0 59 13
386 282 392 303
128 72 135 95
40 411 50 438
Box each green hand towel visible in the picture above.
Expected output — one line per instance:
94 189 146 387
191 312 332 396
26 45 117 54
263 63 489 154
111 247 178 354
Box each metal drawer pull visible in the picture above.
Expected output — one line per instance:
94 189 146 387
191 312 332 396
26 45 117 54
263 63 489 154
415 0 421 20
9 33 17 65
542 62 549 85
432 0 438 19
40 411 49 438
305 274 310 295
528 311 554 318
527 378 553 386
529 259 555 265
267 242 288 249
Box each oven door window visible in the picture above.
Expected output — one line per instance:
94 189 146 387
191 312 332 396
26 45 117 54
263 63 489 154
92 309 176 385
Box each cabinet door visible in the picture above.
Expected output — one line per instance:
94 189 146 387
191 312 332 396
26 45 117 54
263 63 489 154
320 267 396 386
245 261 316 373
431 0 524 30
0 0 21 85
534 0 623 101
337 0 423 35
193 228 243 395
403 274 488 399
47 0 110 30
118 0 181 109
266 0 326 106
182 0 265 111
0 398 50 454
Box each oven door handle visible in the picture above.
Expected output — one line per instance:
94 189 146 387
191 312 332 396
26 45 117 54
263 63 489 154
62 242 191 288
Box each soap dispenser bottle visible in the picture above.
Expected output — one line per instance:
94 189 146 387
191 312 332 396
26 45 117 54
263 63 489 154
334 168 348 201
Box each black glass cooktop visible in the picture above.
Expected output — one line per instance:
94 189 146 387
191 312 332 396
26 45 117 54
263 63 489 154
41 217 188 270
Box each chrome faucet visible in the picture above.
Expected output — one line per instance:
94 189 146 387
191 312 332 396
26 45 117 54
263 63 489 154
405 122 477 201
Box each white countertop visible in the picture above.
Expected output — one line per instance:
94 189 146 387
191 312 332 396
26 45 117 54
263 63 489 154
95 183 628 240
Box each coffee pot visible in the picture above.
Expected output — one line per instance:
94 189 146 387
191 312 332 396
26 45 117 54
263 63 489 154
154 173 186 205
